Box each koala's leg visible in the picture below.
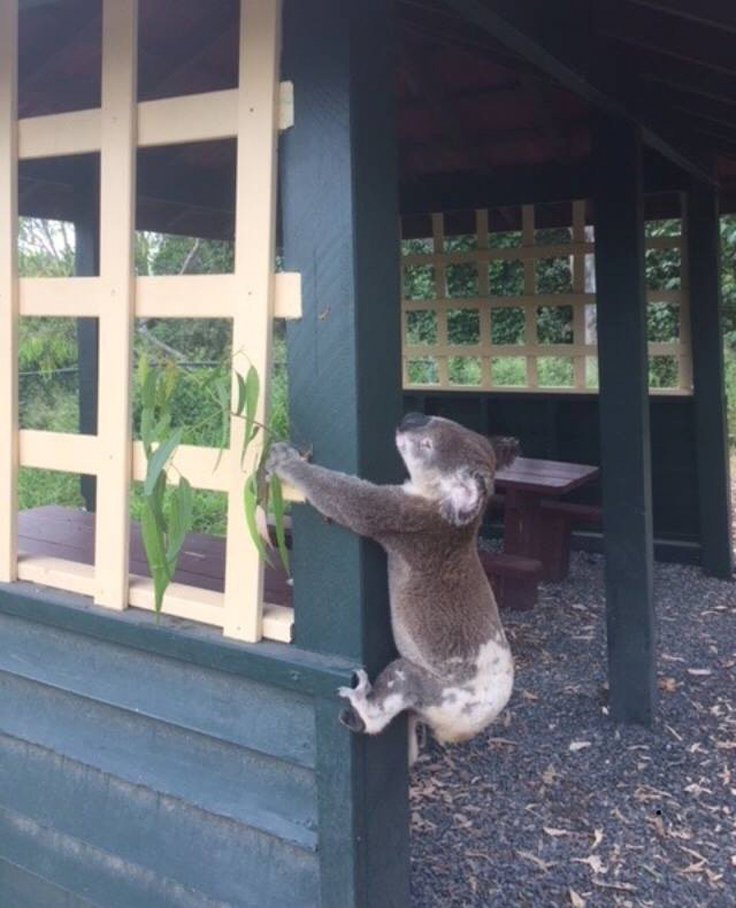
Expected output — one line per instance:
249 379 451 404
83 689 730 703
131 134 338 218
338 659 421 736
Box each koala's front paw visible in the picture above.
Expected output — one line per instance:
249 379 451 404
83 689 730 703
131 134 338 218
265 442 302 479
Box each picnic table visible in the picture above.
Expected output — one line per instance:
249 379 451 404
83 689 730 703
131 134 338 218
495 457 601 582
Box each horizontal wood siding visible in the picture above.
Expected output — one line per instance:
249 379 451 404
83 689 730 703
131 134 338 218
0 859 96 908
0 600 345 907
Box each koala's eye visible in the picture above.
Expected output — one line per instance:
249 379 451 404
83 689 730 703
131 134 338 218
419 437 433 451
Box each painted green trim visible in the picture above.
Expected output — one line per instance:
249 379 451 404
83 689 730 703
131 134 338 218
687 178 735 579
592 116 657 726
281 1 411 905
0 583 355 697
280 0 403 669
314 699 410 908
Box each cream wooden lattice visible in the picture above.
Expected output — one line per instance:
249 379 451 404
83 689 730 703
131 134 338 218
401 201 691 395
0 0 300 643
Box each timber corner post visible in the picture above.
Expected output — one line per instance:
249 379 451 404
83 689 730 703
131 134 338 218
281 1 411 906
686 168 735 580
592 115 657 727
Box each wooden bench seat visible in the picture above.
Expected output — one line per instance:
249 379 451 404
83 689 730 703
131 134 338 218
478 551 543 611
538 499 603 582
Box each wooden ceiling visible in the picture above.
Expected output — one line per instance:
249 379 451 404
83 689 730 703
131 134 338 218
15 0 736 236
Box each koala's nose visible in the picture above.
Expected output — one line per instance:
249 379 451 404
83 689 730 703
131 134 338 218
398 412 430 433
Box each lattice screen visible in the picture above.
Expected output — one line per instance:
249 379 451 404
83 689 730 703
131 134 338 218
0 0 300 643
401 201 691 395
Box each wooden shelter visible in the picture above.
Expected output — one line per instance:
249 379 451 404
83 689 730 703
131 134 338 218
0 1 734 904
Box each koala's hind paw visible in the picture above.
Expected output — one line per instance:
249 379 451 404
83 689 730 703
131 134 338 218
339 706 366 733
338 670 371 734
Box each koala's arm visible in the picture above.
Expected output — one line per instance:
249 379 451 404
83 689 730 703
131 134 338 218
267 444 430 539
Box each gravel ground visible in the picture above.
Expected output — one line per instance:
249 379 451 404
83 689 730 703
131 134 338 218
409 551 736 907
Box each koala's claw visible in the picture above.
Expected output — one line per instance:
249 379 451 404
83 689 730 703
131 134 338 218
339 706 366 733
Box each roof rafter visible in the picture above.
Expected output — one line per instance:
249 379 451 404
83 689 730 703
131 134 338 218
437 0 717 185
625 0 736 34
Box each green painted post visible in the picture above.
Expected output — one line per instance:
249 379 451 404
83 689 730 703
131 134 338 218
592 116 657 726
280 1 410 905
686 176 734 579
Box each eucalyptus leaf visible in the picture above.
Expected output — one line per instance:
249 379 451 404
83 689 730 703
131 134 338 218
140 406 154 454
166 477 193 571
142 367 157 411
141 502 171 614
243 473 271 566
270 474 290 575
144 429 182 497
244 365 260 444
235 370 247 417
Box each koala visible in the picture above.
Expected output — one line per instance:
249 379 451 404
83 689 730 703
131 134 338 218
266 413 518 761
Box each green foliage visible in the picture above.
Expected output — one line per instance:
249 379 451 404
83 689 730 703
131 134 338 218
645 249 680 291
722 215 736 347
537 305 573 344
136 232 234 277
489 260 523 296
492 308 525 345
133 353 291 612
19 318 77 375
216 364 290 575
725 348 736 446
491 357 526 387
448 356 481 386
536 257 572 294
18 218 74 278
647 302 679 343
538 357 574 388
447 309 479 345
137 355 194 614
406 310 437 345
19 467 84 510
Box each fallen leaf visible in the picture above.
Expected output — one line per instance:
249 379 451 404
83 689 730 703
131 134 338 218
679 861 706 875
658 676 678 693
592 880 637 893
569 741 592 752
544 827 574 838
592 828 604 849
517 850 556 872
573 854 608 874
687 668 712 676
569 888 586 907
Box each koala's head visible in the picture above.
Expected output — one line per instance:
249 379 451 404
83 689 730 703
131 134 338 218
396 413 510 527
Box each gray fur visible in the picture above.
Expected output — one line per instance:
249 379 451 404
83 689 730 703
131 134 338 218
266 415 517 757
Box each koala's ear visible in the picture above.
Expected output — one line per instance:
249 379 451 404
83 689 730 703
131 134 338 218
439 470 488 527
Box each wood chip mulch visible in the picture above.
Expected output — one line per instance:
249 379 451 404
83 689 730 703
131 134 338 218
410 547 736 907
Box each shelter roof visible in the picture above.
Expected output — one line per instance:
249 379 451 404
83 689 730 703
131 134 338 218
16 0 736 235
